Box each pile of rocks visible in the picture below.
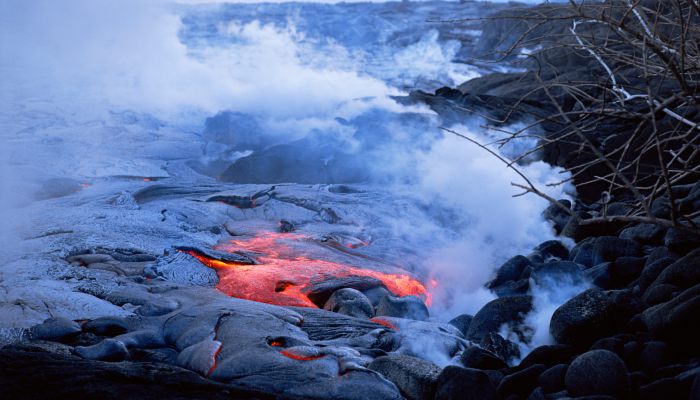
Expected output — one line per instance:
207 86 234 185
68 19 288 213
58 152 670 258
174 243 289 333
429 186 700 399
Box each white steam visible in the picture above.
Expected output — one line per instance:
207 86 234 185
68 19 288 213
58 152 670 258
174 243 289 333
417 121 571 318
2 0 574 345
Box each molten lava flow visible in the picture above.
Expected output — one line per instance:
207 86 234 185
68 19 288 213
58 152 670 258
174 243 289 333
186 231 432 308
370 317 399 331
280 349 326 361
206 342 223 377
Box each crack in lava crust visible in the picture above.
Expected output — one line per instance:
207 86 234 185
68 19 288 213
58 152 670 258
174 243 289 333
185 232 432 308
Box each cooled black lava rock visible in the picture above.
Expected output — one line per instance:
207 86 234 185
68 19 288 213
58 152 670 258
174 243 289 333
497 363 546 397
83 317 129 337
642 283 700 348
467 295 532 342
619 223 666 245
542 201 572 234
460 346 507 370
375 295 429 321
550 289 624 346
568 239 595 268
639 377 693 400
368 355 441 400
447 314 473 336
137 298 180 316
278 219 295 233
591 236 641 266
648 248 700 290
75 338 130 361
534 240 569 260
565 350 630 398
487 255 533 289
323 288 374 319
491 279 530 297
568 236 641 269
480 332 520 364
642 283 679 305
664 227 700 254
538 364 567 394
584 262 613 289
639 256 675 293
610 256 646 286
304 276 387 308
530 260 585 289
638 341 672 373
29 317 82 342
0 344 272 400
434 366 498 400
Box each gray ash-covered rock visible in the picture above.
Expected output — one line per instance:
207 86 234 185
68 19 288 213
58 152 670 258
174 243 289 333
323 288 374 319
368 355 441 400
375 295 429 321
304 276 388 308
29 317 82 342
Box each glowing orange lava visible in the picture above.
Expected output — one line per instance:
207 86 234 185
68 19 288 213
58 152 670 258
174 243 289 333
206 342 223 377
370 317 399 330
280 349 326 361
185 232 431 308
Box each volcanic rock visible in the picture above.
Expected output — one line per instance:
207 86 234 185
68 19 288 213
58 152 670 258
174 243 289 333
565 350 630 398
323 288 374 319
305 276 387 308
137 297 180 316
610 256 646 286
368 355 441 400
83 317 130 337
530 260 585 289
649 248 700 290
619 223 666 245
590 236 641 266
584 262 613 289
29 317 82 342
642 283 679 305
375 295 429 321
460 346 507 370
467 295 532 342
533 240 569 260
538 364 567 394
75 338 130 361
447 314 473 336
638 377 693 400
542 201 572 235
487 255 533 289
497 363 546 397
642 283 700 347
480 332 520 364
664 227 700 254
0 344 272 400
638 341 672 373
434 366 498 400
550 289 625 346
638 256 675 293
145 252 220 286
492 279 530 297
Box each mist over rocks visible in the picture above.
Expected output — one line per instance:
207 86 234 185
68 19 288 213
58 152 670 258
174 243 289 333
3 0 700 399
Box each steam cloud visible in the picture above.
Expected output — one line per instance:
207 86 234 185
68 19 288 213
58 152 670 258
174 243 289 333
1 0 573 357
